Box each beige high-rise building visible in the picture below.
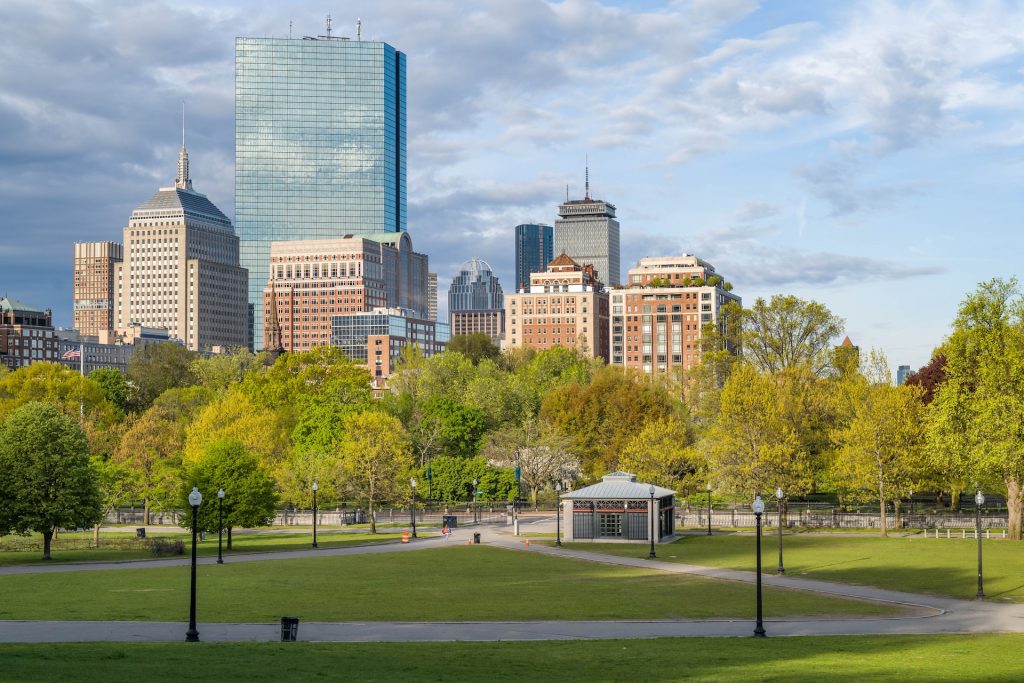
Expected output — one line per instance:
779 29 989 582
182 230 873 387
73 241 123 336
427 272 438 321
114 141 248 351
504 253 609 360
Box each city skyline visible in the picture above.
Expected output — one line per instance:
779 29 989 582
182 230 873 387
3 2 1024 369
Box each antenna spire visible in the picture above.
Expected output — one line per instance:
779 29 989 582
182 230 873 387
326 14 332 38
357 18 362 40
176 101 192 191
584 156 590 201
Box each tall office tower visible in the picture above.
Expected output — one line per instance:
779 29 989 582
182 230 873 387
448 258 505 344
264 232 428 352
896 365 912 385
609 255 740 374
73 241 123 336
505 253 609 360
114 142 248 352
236 30 407 349
427 272 438 321
514 223 553 292
554 171 620 286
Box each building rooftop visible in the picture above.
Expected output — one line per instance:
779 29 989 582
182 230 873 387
561 472 676 500
0 297 47 315
132 187 233 231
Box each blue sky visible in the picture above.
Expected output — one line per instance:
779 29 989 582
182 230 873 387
2 0 1023 371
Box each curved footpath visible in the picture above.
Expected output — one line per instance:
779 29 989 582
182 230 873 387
1 526 1023 643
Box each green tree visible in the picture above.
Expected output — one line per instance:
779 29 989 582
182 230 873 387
89 368 132 413
337 411 415 533
705 364 812 498
741 295 845 376
181 439 278 547
421 396 487 458
833 376 928 536
191 348 257 393
416 455 516 503
928 278 1024 539
618 416 701 491
89 456 138 547
114 405 184 524
127 342 197 409
446 334 501 365
483 417 581 507
0 402 102 560
183 389 289 469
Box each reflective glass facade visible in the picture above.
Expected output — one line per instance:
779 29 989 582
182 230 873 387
236 37 407 348
514 224 553 292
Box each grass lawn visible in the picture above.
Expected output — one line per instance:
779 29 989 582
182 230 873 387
1 635 1022 682
561 534 1024 602
0 546 898 622
0 530 408 567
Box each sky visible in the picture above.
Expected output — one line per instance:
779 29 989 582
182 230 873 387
2 0 1023 371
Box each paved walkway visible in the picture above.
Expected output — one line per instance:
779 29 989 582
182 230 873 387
3 525 1024 643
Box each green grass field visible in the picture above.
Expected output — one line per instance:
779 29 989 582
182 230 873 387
561 534 1024 602
0 530 408 566
0 546 897 622
1 635 1022 682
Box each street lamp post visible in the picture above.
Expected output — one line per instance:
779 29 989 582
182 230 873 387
775 487 785 575
472 478 479 524
648 485 657 559
410 478 418 538
555 482 563 547
706 482 713 536
186 486 202 642
216 488 225 564
975 488 985 599
427 466 433 502
753 494 766 638
311 482 319 549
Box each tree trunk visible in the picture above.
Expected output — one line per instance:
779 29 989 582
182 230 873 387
951 489 961 512
42 527 53 561
93 523 101 548
893 499 901 531
1007 476 1022 541
144 498 151 526
227 527 233 550
369 499 376 534
878 498 888 537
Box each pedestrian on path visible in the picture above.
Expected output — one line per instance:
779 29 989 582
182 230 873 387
442 524 451 542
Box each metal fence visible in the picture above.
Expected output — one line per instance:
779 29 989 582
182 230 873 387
678 508 1011 530
106 505 507 528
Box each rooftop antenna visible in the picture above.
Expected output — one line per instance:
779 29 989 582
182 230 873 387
566 184 569 202
326 14 332 38
289 19 293 39
357 18 362 41
584 156 590 200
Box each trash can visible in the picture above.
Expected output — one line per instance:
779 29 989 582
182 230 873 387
280 616 299 641
442 515 458 529
473 532 481 544
136 528 146 539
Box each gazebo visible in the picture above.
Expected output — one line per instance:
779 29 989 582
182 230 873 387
559 472 675 543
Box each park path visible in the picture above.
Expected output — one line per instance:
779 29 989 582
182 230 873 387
2 525 1024 643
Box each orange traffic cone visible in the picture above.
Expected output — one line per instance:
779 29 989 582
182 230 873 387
524 539 530 548
402 530 410 543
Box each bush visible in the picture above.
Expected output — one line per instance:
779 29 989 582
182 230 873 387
148 538 185 557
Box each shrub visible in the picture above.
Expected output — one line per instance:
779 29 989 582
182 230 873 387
148 538 185 557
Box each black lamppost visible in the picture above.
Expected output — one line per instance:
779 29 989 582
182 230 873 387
410 477 418 538
426 466 433 502
472 478 479 524
648 485 657 559
311 481 319 549
555 482 563 547
752 494 766 638
216 488 225 564
975 487 985 599
775 487 785 575
186 486 202 642
706 482 713 536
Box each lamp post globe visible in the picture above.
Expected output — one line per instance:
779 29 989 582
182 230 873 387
752 494 766 638
186 486 202 642
975 488 985 599
410 478 418 538
706 482 713 536
648 485 657 559
216 488 225 565
775 487 785 576
555 482 563 547
311 481 319 549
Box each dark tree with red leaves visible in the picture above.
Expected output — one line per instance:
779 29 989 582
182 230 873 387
905 354 946 404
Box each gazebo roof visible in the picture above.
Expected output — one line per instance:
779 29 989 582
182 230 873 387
561 471 675 500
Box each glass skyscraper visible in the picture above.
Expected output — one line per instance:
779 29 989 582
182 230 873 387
236 36 407 348
514 223 553 292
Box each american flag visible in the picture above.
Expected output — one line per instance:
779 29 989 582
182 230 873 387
61 349 81 360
